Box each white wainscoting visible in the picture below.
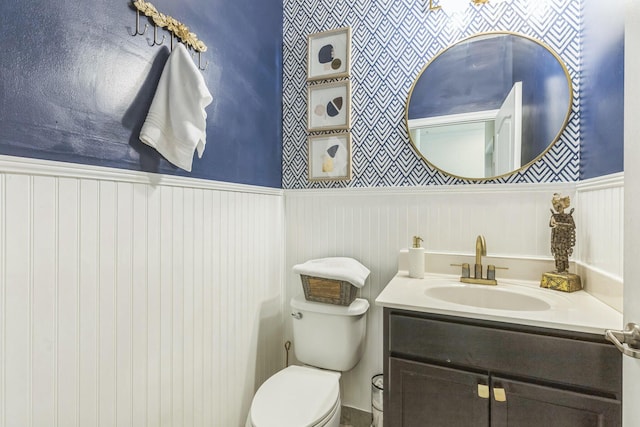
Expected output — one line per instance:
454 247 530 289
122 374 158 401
284 179 622 412
575 173 624 311
0 156 285 427
1 154 624 423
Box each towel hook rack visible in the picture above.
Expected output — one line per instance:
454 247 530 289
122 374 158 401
131 0 209 70
129 8 148 36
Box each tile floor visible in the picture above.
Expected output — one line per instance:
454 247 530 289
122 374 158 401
339 406 372 427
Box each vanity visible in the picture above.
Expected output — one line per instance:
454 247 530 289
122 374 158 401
377 25 625 425
376 269 623 427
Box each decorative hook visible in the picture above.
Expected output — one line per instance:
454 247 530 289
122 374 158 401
191 51 209 71
129 9 148 36
148 25 166 46
197 51 209 71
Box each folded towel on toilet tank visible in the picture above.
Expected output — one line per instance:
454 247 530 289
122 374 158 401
292 257 370 288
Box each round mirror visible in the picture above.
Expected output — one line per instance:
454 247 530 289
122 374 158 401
406 32 572 180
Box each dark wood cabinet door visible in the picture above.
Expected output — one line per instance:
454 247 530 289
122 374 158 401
490 377 621 427
388 357 490 427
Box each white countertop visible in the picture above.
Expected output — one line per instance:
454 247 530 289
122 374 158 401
375 271 623 335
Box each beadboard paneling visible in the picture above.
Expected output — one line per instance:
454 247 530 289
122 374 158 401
576 174 624 278
0 157 285 427
284 181 624 412
575 173 624 310
1 155 624 422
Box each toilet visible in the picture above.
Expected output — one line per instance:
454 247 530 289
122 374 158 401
246 294 370 427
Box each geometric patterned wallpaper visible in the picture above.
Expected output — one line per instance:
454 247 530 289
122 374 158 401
282 0 581 188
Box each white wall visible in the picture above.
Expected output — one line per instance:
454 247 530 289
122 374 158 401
0 156 285 427
623 2 640 423
285 178 623 412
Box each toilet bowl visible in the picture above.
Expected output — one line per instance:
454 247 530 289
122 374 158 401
247 295 369 427
246 365 341 427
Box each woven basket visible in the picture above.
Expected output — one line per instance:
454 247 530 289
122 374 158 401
300 275 357 306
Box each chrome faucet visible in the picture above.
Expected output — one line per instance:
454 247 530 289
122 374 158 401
460 235 497 286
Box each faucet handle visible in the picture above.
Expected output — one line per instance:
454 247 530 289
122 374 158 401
450 263 471 278
487 265 495 280
461 263 470 278
486 265 508 281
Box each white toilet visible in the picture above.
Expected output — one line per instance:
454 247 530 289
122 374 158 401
246 294 370 427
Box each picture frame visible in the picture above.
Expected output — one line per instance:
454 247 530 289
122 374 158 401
308 133 352 181
307 27 351 81
307 80 351 132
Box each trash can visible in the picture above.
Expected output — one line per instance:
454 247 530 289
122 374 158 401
371 374 383 427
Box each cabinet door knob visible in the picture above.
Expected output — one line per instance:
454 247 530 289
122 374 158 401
493 387 507 402
477 384 490 399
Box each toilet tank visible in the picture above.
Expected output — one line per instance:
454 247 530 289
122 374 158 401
290 295 369 372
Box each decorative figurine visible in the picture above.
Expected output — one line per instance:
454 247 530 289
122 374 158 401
541 193 582 292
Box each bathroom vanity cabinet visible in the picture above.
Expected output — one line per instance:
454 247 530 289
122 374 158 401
383 308 622 427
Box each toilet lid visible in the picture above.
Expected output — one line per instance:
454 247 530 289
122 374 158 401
250 365 340 427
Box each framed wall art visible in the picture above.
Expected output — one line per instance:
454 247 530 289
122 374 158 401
308 133 352 181
307 27 351 81
307 80 351 132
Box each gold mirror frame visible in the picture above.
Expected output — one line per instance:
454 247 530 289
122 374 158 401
405 31 573 181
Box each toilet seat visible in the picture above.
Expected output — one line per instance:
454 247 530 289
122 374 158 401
249 365 341 427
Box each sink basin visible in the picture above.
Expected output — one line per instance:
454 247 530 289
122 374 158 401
425 285 552 311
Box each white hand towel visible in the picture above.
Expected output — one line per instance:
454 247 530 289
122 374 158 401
292 257 370 288
140 43 213 172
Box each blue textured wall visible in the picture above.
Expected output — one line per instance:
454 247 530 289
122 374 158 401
0 0 283 187
580 1 625 180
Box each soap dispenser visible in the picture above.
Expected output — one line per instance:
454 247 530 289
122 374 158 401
409 236 425 279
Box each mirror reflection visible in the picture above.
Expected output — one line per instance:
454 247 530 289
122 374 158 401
406 32 572 179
